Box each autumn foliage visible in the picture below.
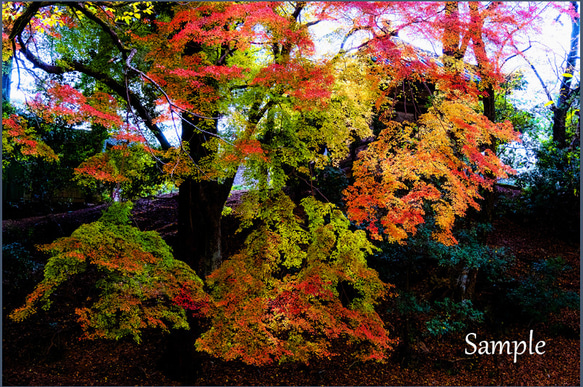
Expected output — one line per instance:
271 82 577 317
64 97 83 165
73 128 164 200
2 113 59 165
198 192 395 365
345 94 517 245
9 202 208 343
4 1 550 367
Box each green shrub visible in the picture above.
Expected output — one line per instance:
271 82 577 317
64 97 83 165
425 298 484 336
372 218 511 341
508 256 579 323
393 290 430 316
373 220 512 283
515 141 579 235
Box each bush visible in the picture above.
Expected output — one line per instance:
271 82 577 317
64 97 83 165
514 141 579 237
197 193 395 365
372 220 512 284
425 298 484 336
9 202 208 343
507 256 579 323
372 218 509 345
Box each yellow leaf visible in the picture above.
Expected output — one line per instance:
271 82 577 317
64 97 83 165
544 100 554 107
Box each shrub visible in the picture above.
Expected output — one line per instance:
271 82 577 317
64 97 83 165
425 298 484 336
508 256 579 323
373 220 512 284
9 202 208 343
514 140 579 237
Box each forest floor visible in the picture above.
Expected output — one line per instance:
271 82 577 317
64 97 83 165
2 192 580 386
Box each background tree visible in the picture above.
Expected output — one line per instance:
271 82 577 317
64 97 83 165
550 1 580 149
516 1 580 149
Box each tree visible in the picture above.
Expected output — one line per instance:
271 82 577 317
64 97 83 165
499 2 580 237
5 1 544 367
341 1 546 300
526 1 580 149
9 201 208 342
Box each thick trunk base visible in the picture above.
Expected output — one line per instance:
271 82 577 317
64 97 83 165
177 178 232 277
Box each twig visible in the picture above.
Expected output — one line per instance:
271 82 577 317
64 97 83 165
513 44 554 106
502 42 532 68
297 174 330 203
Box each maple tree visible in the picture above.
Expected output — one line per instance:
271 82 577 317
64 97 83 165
4 1 548 367
9 202 208 343
341 1 552 302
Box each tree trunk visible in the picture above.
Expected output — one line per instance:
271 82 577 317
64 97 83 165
178 178 232 277
172 98 233 384
552 1 580 149
456 267 478 301
480 84 498 224
177 114 234 277
160 315 204 383
481 85 496 123
553 112 567 149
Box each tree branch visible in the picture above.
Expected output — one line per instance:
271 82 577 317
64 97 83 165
291 2 306 21
68 2 130 59
8 2 46 41
328 26 373 65
304 20 323 28
16 34 172 149
339 26 371 54
502 42 532 68
511 43 555 106
248 96 275 126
